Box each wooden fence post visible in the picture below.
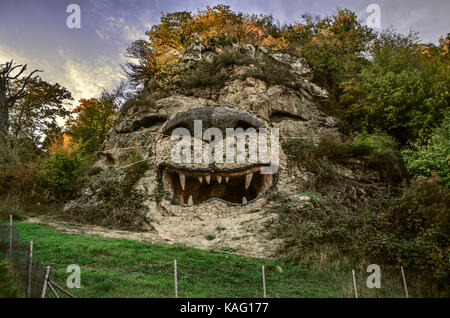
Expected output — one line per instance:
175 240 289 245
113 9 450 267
47 281 60 298
174 259 178 298
41 266 51 298
26 241 33 298
400 266 409 298
262 266 266 298
49 280 76 298
9 215 12 263
352 269 358 298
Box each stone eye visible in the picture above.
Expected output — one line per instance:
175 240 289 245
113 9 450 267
131 115 168 131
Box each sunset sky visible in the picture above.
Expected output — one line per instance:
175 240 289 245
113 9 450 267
1 0 449 107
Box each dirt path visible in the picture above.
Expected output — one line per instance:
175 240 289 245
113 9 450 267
25 213 281 259
25 216 165 244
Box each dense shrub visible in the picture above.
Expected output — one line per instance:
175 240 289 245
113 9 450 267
403 114 450 187
249 55 298 86
350 131 407 183
178 55 232 93
282 137 341 191
0 138 15 191
283 132 406 185
38 136 85 202
317 134 351 159
271 193 361 259
364 176 449 284
63 152 149 230
177 48 298 95
350 131 396 156
0 193 26 220
271 176 449 288
10 161 40 199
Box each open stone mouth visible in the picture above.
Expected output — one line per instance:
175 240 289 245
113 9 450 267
161 165 273 205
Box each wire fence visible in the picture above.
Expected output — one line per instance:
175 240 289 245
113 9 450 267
0 217 75 298
1 216 412 298
0 218 278 298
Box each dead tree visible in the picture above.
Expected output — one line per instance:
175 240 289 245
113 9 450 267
0 60 41 135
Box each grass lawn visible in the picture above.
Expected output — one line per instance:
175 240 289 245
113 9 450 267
0 258 24 298
6 221 425 298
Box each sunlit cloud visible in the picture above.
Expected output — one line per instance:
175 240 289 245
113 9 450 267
96 16 145 42
63 57 125 103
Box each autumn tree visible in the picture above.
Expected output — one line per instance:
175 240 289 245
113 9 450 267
285 9 375 102
124 5 286 86
66 91 119 154
38 133 84 201
9 76 73 145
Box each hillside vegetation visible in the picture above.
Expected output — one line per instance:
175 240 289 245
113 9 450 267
0 5 448 295
7 222 444 298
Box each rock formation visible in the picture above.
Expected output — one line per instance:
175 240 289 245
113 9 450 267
65 43 381 258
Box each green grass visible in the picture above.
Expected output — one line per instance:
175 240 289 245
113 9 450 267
2 221 431 298
0 258 24 298
8 222 340 298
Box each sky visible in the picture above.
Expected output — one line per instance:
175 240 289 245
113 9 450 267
0 0 449 107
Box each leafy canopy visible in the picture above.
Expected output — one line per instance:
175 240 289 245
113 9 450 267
66 96 117 155
9 76 72 145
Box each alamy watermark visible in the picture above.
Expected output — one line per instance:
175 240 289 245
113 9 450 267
66 4 81 29
65 4 380 30
366 4 381 29
66 264 81 289
366 264 381 288
170 120 279 174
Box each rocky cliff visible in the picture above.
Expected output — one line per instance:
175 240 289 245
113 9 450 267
64 43 383 257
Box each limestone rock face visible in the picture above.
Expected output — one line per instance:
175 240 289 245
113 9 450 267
65 43 363 258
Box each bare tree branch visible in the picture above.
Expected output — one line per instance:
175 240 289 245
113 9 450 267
0 60 42 134
7 69 42 107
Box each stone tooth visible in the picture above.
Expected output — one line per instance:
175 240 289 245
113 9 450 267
242 196 247 204
179 172 186 191
217 175 222 184
198 176 203 183
225 176 229 183
188 195 193 205
162 170 173 195
245 173 253 189
205 174 211 184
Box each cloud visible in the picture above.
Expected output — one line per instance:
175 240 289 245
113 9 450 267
0 45 56 76
0 45 126 128
60 53 126 104
1 45 125 108
96 16 146 42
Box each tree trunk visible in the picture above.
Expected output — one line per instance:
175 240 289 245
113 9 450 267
0 61 41 136
0 78 8 135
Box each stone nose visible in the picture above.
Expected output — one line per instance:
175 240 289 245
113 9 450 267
162 106 265 136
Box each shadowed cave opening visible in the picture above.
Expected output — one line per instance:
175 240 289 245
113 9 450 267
161 166 273 205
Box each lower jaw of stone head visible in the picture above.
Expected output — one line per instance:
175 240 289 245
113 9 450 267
160 165 274 206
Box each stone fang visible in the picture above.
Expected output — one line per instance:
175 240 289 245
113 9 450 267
245 173 253 189
180 173 186 191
